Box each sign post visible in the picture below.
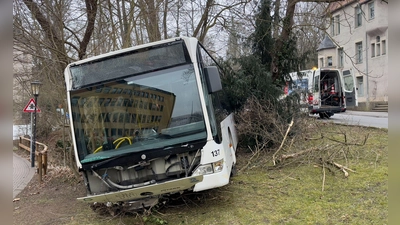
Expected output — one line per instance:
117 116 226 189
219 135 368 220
23 98 41 167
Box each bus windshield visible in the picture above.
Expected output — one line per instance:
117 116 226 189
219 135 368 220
70 64 206 163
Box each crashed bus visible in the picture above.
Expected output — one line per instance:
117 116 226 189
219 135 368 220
64 37 238 210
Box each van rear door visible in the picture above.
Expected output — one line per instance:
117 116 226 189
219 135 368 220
342 69 357 107
312 69 321 108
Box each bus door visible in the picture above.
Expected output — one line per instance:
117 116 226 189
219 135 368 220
342 69 357 107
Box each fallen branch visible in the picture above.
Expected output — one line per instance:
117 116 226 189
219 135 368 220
323 133 369 146
273 119 294 165
238 145 261 172
279 147 319 161
322 163 326 192
304 133 323 141
328 161 356 177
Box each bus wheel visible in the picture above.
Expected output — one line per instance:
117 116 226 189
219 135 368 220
319 113 326 119
230 163 237 177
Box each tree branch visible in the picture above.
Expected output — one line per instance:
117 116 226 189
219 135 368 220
273 119 294 165
79 0 98 59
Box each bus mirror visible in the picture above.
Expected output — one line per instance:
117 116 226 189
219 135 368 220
204 66 222 93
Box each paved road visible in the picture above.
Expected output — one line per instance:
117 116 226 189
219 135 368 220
333 111 388 129
13 152 35 198
312 110 388 129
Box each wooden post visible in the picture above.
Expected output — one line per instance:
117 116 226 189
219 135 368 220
43 152 47 175
38 152 42 182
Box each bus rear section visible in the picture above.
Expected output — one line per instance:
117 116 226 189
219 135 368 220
64 37 238 210
308 68 346 118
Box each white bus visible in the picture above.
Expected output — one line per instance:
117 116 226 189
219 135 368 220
64 37 238 209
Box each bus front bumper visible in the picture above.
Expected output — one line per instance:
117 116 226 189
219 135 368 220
77 175 203 203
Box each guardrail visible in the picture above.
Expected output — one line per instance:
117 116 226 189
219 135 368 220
18 136 48 182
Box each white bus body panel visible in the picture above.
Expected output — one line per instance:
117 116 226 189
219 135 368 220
64 36 239 203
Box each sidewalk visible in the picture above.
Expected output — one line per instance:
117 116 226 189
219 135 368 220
13 152 35 198
343 110 388 118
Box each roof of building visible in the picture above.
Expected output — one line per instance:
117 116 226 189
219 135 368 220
317 36 336 51
327 0 370 14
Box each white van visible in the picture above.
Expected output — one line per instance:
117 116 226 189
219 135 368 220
308 68 357 118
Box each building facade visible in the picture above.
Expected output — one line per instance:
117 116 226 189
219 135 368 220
13 49 32 124
317 0 388 110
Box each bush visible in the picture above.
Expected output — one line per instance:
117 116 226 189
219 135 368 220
218 56 307 152
236 95 307 153
218 55 283 110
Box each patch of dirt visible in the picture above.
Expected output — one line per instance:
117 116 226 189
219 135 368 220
13 147 89 225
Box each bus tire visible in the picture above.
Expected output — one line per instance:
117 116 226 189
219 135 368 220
230 163 237 177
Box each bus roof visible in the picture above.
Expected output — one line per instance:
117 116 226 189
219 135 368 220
67 36 198 67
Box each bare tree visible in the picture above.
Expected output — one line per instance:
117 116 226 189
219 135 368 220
14 0 98 174
269 0 345 82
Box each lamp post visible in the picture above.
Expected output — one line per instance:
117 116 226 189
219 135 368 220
31 80 42 168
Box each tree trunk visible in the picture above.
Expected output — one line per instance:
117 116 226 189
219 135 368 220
271 0 296 82
139 0 161 42
163 0 169 39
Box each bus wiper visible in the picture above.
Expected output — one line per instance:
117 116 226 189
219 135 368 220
91 153 130 169
162 142 195 151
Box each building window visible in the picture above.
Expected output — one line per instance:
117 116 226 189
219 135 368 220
371 43 375 57
327 56 333 66
369 2 375 20
375 36 381 56
319 58 324 67
335 15 340 35
382 40 386 55
376 43 381 56
357 77 364 97
355 5 362 27
330 17 335 35
338 48 344 67
356 42 363 63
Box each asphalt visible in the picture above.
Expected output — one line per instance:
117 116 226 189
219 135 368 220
13 152 35 199
343 110 388 118
11 110 388 199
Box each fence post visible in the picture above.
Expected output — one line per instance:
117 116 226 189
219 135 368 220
38 152 42 182
43 152 47 176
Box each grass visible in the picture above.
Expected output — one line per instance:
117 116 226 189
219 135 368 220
159 124 388 225
14 124 387 225
156 164 387 225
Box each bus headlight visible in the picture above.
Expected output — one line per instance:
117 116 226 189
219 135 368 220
192 159 224 175
193 164 213 175
213 159 224 173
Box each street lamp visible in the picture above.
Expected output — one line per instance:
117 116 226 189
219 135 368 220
31 80 42 168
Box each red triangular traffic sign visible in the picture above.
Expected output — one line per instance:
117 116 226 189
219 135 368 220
23 98 41 113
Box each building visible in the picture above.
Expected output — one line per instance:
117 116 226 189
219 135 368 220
317 0 388 110
13 49 32 124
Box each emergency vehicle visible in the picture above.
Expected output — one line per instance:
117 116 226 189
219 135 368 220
308 68 357 118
